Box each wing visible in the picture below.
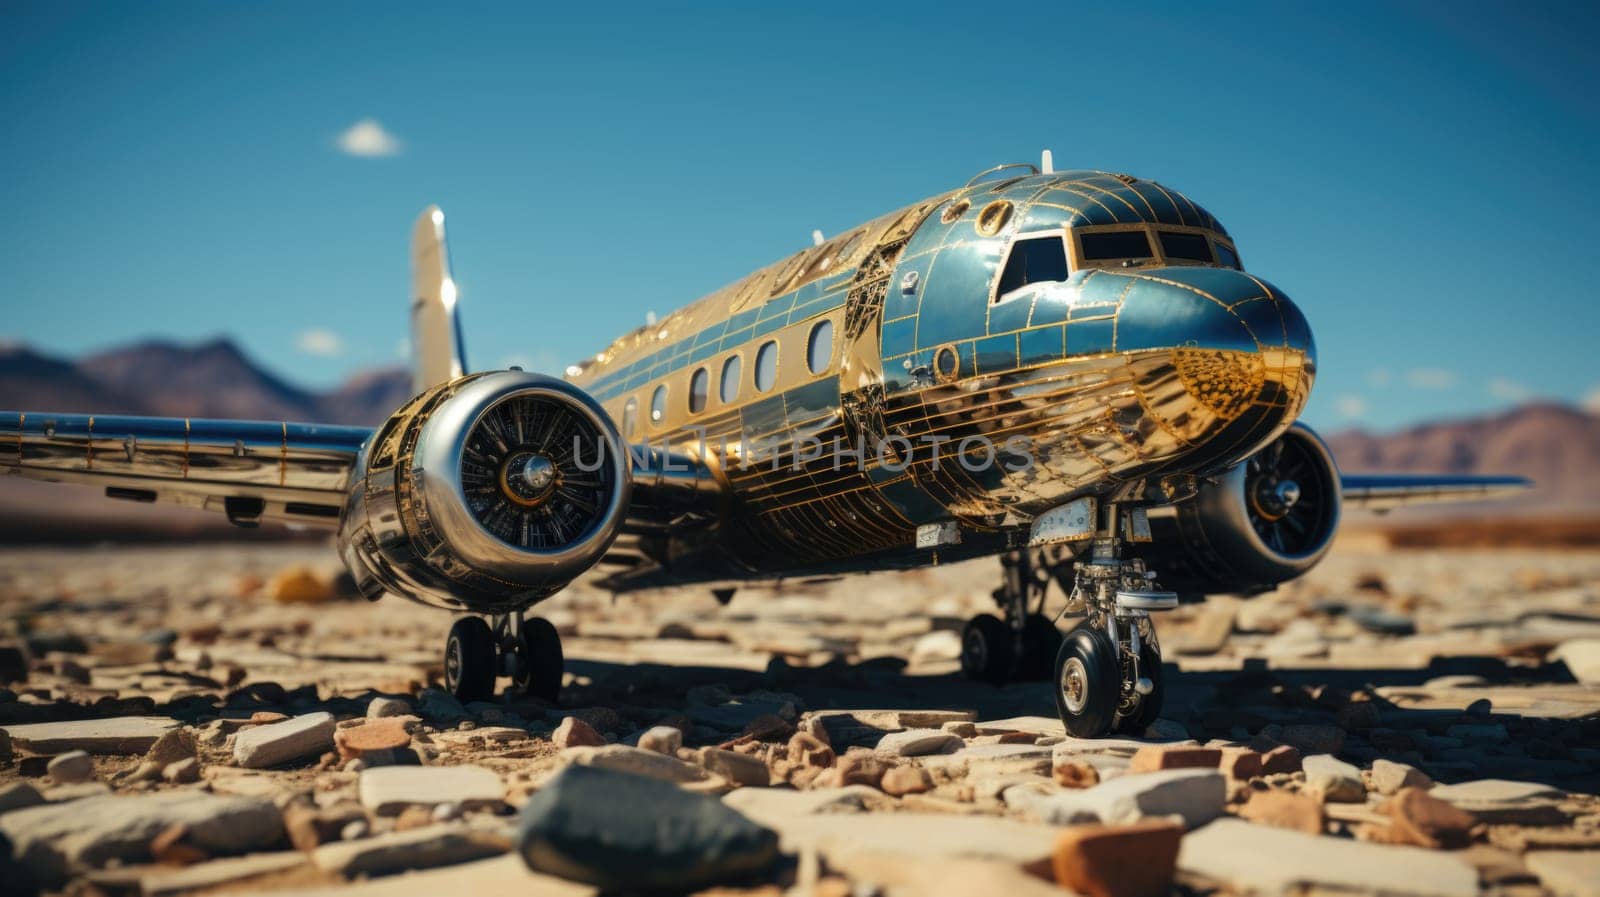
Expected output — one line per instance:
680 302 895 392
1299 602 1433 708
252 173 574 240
1340 473 1531 512
1 411 370 528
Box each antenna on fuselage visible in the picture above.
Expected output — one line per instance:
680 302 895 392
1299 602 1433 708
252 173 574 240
1041 149 1054 174
811 229 825 247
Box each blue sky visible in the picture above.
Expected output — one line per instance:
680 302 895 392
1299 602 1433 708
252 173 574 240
3 1 1597 431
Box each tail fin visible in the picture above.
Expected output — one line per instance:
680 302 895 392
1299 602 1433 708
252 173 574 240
410 205 468 393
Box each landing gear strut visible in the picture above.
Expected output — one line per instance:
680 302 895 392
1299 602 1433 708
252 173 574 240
960 548 1063 683
1052 503 1176 738
443 612 564 703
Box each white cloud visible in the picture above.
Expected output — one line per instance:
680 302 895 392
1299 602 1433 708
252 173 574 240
1335 395 1368 420
1584 385 1600 415
1487 378 1532 402
336 119 402 157
296 329 343 357
1405 367 1456 390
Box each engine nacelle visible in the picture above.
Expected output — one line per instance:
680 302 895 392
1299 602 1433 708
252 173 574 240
337 371 631 613
1137 423 1341 596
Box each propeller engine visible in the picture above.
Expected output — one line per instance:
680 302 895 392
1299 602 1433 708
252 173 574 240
1137 423 1342 596
337 370 631 613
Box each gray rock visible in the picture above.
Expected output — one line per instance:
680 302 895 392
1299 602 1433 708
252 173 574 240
567 745 709 784
312 824 507 877
358 765 504 816
1179 818 1477 897
47 750 94 784
0 791 283 887
1 717 178 755
233 711 335 769
416 688 468 722
1025 768 1225 829
876 728 963 757
0 782 45 815
368 696 412 719
1370 758 1431 795
1304 754 1365 802
517 765 778 891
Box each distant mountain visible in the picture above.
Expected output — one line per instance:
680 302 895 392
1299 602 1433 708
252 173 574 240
1324 403 1600 513
0 340 409 426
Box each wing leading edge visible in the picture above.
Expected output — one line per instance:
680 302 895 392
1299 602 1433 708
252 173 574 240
1340 473 1531 512
1 411 370 528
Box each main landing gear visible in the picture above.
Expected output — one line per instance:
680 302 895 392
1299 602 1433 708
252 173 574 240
444 612 564 703
959 503 1178 738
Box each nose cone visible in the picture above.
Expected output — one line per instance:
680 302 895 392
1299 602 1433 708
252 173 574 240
1113 267 1316 469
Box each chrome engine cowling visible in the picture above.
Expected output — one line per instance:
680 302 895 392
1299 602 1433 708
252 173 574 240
337 371 631 613
1136 423 1341 596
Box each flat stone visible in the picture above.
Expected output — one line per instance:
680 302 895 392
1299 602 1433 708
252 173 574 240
141 850 308 896
1025 769 1225 829
1180 818 1478 897
233 711 335 768
1304 754 1365 802
313 823 508 877
47 750 94 783
761 810 1060 866
1370 758 1432 795
517 765 778 892
1237 790 1324 834
359 765 504 816
0 791 283 888
876 728 962 757
335 718 410 760
1127 745 1219 773
1 717 178 755
567 744 709 784
722 786 884 824
1527 850 1600 897
1380 787 1477 849
697 747 770 786
1429 778 1566 822
1052 820 1183 897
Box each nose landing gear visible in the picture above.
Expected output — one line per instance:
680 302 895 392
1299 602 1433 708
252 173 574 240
443 612 565 703
1052 504 1177 738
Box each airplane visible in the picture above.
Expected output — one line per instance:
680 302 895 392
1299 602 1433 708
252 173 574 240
0 154 1529 738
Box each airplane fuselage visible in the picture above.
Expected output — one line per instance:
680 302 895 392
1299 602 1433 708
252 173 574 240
567 169 1315 588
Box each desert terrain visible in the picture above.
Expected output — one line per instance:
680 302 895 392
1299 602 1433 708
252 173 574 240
0 532 1597 896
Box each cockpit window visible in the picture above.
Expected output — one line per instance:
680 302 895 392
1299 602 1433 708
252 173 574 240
1215 242 1241 270
1079 230 1155 262
994 235 1069 302
1158 231 1212 263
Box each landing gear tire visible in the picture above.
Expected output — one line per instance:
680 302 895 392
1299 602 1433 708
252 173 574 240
511 616 564 702
445 617 496 702
1019 614 1063 681
961 613 1015 685
1113 641 1165 735
1053 625 1119 738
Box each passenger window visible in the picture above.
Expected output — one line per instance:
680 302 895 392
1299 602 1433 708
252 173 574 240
621 398 638 439
806 320 833 374
754 340 778 392
1215 242 1241 270
650 385 667 423
720 356 742 403
994 236 1069 302
1159 231 1213 263
689 368 708 413
1079 230 1155 262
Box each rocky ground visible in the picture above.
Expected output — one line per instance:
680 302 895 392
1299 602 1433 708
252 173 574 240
1 536 1598 896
